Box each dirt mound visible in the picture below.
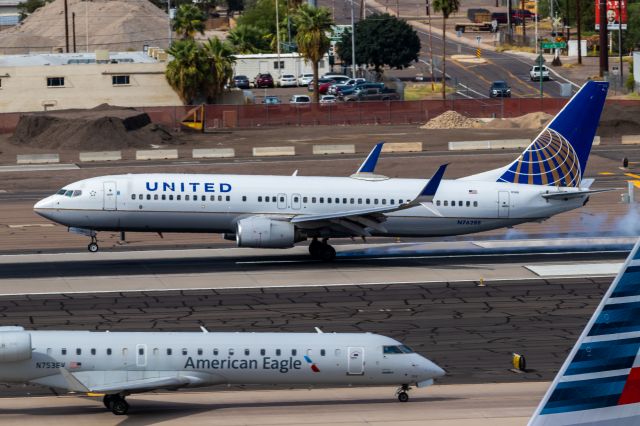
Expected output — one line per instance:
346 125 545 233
484 112 553 129
0 0 169 54
10 105 176 150
421 111 483 129
598 103 640 137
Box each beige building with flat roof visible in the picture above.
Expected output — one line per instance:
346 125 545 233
0 51 182 113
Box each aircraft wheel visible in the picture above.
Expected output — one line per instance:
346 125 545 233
110 398 129 415
319 244 336 262
397 391 409 402
88 242 99 253
103 395 113 409
308 239 322 258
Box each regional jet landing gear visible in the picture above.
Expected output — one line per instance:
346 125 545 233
396 384 411 402
103 394 129 415
88 235 99 253
308 238 336 261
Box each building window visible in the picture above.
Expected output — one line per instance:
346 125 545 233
112 75 130 86
274 60 285 69
47 77 65 87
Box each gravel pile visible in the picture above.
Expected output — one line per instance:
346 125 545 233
484 112 553 129
420 111 483 129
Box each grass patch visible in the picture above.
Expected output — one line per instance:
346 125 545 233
495 44 536 53
404 83 454 100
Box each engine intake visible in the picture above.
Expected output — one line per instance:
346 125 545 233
0 330 32 362
236 217 303 248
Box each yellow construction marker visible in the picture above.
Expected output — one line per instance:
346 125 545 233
625 173 640 180
598 172 615 175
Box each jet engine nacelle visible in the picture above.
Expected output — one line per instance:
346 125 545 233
236 217 303 248
0 330 32 362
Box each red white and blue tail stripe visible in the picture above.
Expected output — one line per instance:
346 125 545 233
529 239 640 425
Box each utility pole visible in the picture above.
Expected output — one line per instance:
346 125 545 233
64 0 69 53
351 0 356 78
534 0 539 54
618 0 623 88
85 0 89 52
72 12 76 53
426 0 435 91
360 0 365 20
168 0 172 46
506 0 512 42
576 0 581 64
276 0 281 79
598 0 608 77
521 0 526 38
396 0 399 16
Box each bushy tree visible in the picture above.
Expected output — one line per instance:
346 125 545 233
293 4 333 102
173 4 207 39
227 24 271 53
433 0 459 99
166 39 208 104
17 0 52 20
203 37 236 102
337 13 420 73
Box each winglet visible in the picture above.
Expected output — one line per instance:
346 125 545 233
414 164 448 204
59 367 90 393
356 142 385 174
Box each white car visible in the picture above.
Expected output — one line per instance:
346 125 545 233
290 94 311 105
319 95 337 104
298 73 314 86
530 65 550 81
279 74 297 87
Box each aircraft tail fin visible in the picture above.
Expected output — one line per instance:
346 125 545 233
529 238 640 425
462 81 608 187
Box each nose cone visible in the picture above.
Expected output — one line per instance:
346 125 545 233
34 196 57 221
424 358 446 378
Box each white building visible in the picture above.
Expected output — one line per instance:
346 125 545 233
0 0 19 28
233 53 330 78
0 50 182 113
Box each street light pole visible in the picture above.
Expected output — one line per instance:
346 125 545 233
167 0 172 46
618 0 623 88
276 0 281 79
351 0 356 77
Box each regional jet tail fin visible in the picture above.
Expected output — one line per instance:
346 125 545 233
462 81 609 188
529 239 640 426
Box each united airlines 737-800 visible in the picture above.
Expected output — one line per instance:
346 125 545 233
0 327 444 415
34 81 609 260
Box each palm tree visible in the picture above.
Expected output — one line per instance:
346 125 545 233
432 0 459 99
293 4 333 102
227 24 269 53
203 37 237 103
166 39 207 104
173 4 206 40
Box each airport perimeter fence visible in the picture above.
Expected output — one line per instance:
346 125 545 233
0 98 634 134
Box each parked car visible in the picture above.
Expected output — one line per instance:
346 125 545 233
328 78 367 95
343 88 399 102
290 94 311 105
512 9 537 21
262 95 281 105
254 73 274 88
233 75 250 89
298 73 314 86
338 82 385 98
529 65 550 81
491 12 521 25
489 80 511 98
319 95 338 105
322 73 349 80
308 78 334 92
278 74 297 87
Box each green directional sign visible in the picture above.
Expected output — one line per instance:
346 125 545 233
541 41 567 49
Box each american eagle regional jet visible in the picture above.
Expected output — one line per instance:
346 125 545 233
34 82 609 260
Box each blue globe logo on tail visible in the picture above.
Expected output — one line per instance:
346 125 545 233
498 128 581 187
495 81 608 188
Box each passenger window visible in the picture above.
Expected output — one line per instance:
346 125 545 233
169 195 174 200
91 348 96 355
382 199 386 205
177 195 181 201
436 200 441 206
211 195 215 201
291 349 297 356
61 348 67 355
229 349 234 355
138 347 144 355
444 201 448 206
399 199 404 204
320 197 324 203
107 348 112 355
245 349 250 356
218 195 223 201
293 196 299 202
226 196 230 201
327 198 332 204
334 198 339 204
182 348 187 355
279 196 284 202
474 201 478 207
131 194 135 200
197 348 203 355
358 198 362 204
266 196 270 202
466 201 470 207
146 194 151 200
162 194 166 200
154 194 158 200
350 198 354 204
390 199 395 204
450 200 454 206
213 349 219 356
138 194 143 200
201 195 205 201
312 197 317 203
258 196 262 202
276 349 281 356
343 198 347 204
366 198 370 204
185 195 190 201
242 196 247 202
167 348 172 355
321 349 326 356
76 348 81 355
260 349 266 356
303 197 308 203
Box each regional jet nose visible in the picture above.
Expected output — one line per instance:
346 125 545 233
424 358 446 378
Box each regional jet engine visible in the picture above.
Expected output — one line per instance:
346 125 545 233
0 327 32 362
236 217 304 248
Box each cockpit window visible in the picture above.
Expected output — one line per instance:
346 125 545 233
383 345 414 354
57 189 67 195
64 190 74 197
72 190 82 197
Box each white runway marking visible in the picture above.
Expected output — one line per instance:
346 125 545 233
0 164 79 173
7 224 55 228
526 263 623 277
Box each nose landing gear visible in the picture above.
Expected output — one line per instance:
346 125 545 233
396 384 411 402
308 238 336 261
88 235 99 253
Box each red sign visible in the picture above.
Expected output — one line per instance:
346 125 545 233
595 0 628 30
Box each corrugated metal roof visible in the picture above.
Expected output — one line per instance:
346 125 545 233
0 51 159 67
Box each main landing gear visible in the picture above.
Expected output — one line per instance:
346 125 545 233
396 384 411 402
103 394 129 415
88 235 99 253
308 238 336 261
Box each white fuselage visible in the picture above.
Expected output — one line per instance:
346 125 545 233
34 173 587 239
0 330 444 393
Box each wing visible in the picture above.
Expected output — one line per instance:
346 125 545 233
291 164 448 237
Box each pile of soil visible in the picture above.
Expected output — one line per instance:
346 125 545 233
0 0 169 54
598 103 640 137
483 112 553 129
420 111 484 129
10 104 176 150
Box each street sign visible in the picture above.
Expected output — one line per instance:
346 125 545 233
541 41 567 49
535 54 546 64
612 65 620 76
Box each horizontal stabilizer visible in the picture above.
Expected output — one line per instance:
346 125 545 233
541 188 615 200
